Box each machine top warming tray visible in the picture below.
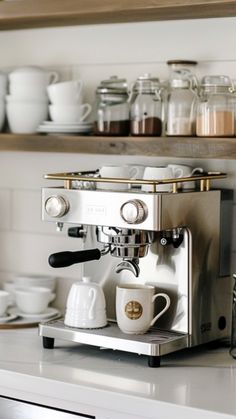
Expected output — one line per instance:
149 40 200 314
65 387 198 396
44 170 227 193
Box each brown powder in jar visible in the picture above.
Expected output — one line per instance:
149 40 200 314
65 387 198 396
93 120 130 136
196 111 234 137
131 117 162 136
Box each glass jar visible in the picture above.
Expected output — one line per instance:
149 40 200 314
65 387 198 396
196 75 235 137
129 73 164 136
93 76 130 136
166 60 199 136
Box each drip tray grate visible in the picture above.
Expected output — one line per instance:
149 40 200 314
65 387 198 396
39 319 188 357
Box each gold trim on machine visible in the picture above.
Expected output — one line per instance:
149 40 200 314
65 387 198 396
44 171 227 193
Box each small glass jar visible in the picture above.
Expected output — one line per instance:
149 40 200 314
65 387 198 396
166 60 199 136
93 76 130 136
129 74 164 136
196 75 235 137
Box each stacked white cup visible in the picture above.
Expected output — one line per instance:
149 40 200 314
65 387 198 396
6 66 59 133
0 72 8 132
47 80 92 124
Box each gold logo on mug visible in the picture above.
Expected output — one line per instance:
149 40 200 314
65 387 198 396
125 300 143 320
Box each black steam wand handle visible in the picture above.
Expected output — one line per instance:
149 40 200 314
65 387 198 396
48 249 101 268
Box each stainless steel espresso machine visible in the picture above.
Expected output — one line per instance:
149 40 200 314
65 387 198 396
39 171 233 367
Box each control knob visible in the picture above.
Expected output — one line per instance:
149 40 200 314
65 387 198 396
120 199 147 224
45 195 69 218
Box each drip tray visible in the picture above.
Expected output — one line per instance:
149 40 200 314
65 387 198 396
39 319 188 357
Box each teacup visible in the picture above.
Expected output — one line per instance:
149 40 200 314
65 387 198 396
97 165 131 190
49 103 92 123
142 166 175 192
12 274 56 292
0 290 10 317
167 164 204 189
14 286 55 314
47 80 84 104
64 277 107 329
9 66 59 87
116 284 170 334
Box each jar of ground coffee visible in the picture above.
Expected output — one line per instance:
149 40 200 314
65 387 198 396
93 76 130 136
129 74 164 136
196 75 235 137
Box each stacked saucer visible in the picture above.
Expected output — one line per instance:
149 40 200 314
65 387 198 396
37 120 93 134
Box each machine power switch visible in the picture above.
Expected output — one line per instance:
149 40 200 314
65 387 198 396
120 199 147 224
45 195 69 218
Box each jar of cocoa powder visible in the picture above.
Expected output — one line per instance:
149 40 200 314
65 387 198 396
129 74 164 136
93 76 130 136
196 75 235 137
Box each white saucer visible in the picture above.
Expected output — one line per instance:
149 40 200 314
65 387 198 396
0 313 18 323
42 121 92 127
9 307 60 320
37 121 93 134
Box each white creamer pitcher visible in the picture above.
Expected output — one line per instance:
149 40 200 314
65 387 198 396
64 277 107 329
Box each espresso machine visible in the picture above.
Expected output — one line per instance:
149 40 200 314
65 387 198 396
39 171 233 367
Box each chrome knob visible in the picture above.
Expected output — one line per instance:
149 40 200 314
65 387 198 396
45 195 69 218
120 199 147 224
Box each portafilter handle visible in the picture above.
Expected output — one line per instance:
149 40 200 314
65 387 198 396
48 249 102 268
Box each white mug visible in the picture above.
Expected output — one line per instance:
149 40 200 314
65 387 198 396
116 284 170 334
168 164 203 189
49 103 91 123
142 166 174 192
47 80 84 104
0 290 10 316
64 277 107 329
97 165 131 190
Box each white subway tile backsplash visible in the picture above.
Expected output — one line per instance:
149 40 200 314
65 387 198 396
0 189 11 230
12 189 59 235
0 231 83 279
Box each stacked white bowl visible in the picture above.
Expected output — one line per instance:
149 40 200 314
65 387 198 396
0 72 8 132
6 66 59 133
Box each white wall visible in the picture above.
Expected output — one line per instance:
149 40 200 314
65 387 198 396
0 17 235 309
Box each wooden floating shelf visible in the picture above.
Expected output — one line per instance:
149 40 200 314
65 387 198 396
0 0 236 30
0 133 236 159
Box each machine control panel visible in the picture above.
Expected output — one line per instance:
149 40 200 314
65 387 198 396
45 195 69 218
120 199 148 224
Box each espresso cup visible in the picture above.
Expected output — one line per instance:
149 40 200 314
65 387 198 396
142 166 174 192
167 164 203 190
0 290 10 316
47 80 84 104
49 103 92 123
116 284 170 334
97 165 131 190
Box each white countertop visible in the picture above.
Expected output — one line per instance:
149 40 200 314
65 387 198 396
0 327 235 419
